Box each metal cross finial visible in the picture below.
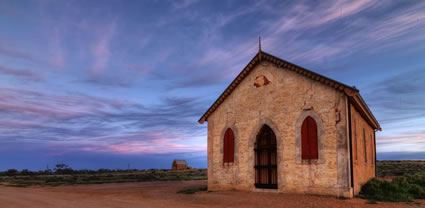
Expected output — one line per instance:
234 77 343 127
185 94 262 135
259 36 262 61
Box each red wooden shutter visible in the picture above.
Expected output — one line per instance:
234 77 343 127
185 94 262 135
223 128 235 163
228 129 234 162
301 119 310 159
308 117 318 159
302 116 318 160
224 129 228 162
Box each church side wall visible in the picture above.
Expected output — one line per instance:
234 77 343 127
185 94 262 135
350 105 376 195
206 61 350 196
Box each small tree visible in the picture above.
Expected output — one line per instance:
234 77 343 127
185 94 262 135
20 169 33 176
54 164 73 174
55 164 69 170
6 169 18 176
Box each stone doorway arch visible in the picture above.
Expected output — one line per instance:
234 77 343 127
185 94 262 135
254 125 277 189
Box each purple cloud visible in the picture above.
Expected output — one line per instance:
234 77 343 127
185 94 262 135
90 20 117 75
1 0 425 170
0 45 35 62
0 65 43 81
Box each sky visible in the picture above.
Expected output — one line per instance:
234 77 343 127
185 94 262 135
0 0 424 171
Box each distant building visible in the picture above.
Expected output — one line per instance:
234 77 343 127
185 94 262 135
172 160 188 170
198 43 381 198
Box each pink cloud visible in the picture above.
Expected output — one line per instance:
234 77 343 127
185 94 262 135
49 29 66 69
0 65 43 81
0 120 39 128
45 132 206 156
81 141 206 155
377 131 425 153
127 65 151 76
90 21 117 75
0 87 136 119
44 129 206 156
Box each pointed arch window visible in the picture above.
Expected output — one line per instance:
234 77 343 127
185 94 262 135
301 116 318 160
223 128 235 163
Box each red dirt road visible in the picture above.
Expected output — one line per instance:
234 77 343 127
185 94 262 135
0 180 423 208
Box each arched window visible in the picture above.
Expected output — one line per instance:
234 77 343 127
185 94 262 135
223 128 235 163
301 116 318 160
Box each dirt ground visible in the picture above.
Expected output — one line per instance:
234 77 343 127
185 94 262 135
0 180 423 208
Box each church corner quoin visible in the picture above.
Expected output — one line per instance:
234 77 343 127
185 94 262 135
199 50 381 198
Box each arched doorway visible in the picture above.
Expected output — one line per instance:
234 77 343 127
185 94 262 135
254 125 277 189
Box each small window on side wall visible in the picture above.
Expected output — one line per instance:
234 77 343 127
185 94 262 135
223 128 235 163
301 116 318 160
363 128 367 163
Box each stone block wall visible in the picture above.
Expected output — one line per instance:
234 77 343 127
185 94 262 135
206 61 352 196
350 105 376 194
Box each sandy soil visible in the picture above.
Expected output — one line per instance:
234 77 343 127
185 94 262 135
0 180 423 208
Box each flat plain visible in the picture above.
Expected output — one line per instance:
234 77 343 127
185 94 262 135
1 161 425 207
1 180 424 208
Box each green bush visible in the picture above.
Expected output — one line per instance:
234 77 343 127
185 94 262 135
177 186 207 194
366 199 377 204
6 169 18 176
337 196 347 200
0 168 207 187
360 177 425 202
20 169 33 176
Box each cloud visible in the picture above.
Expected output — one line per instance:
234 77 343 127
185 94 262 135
0 88 207 156
378 151 425 160
48 29 66 68
1 0 424 169
0 45 35 62
176 0 425 90
255 1 425 64
363 68 425 124
172 0 199 10
162 0 382 89
79 77 134 88
357 68 425 156
126 65 151 76
377 130 425 153
90 20 117 75
0 142 207 170
0 65 44 81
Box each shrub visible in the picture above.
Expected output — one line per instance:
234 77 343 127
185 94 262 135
20 169 33 176
98 168 111 173
6 169 19 176
360 177 425 202
177 186 207 194
56 168 74 175
337 196 347 200
366 199 377 204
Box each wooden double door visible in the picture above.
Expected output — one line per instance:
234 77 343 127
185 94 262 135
254 125 277 189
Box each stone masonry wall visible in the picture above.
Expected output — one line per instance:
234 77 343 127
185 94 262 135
206 61 351 196
350 105 376 195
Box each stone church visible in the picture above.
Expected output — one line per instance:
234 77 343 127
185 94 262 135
198 45 381 197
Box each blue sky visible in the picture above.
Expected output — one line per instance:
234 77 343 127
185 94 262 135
0 0 424 170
